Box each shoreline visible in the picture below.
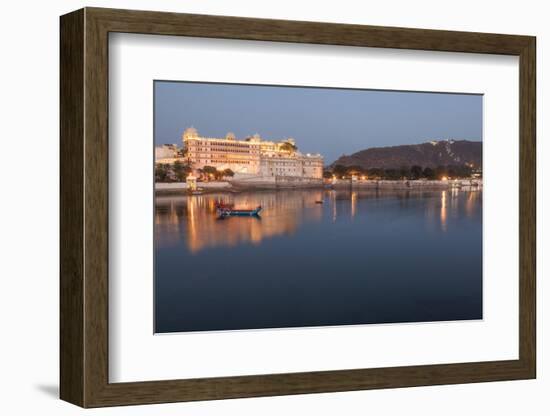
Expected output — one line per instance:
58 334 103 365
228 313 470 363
155 179 482 195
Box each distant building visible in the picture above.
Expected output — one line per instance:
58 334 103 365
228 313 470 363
471 167 482 179
155 144 180 163
182 128 323 179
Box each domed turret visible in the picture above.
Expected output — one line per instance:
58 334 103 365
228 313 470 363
183 127 199 140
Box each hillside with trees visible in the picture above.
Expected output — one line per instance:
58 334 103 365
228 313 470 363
331 140 481 171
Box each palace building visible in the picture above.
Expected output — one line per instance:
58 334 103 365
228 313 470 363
181 127 323 179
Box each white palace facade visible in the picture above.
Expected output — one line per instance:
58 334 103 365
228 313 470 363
181 128 323 179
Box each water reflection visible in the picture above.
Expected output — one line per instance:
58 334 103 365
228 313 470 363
155 189 482 253
155 188 482 333
351 191 357 219
441 190 447 232
156 190 323 253
465 190 481 218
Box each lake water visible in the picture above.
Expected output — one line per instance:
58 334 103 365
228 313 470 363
155 188 482 333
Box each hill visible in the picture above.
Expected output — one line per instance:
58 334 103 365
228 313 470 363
331 140 482 170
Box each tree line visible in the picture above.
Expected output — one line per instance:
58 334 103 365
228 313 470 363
155 161 234 182
325 164 478 180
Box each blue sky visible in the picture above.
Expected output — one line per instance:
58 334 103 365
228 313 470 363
154 81 482 164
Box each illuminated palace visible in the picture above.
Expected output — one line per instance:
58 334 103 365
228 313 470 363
181 127 323 179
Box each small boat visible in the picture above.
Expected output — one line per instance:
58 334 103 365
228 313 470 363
218 205 262 218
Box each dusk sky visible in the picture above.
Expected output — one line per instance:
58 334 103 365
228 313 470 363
154 81 482 164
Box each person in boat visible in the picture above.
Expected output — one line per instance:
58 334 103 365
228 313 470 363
215 201 234 215
215 201 234 209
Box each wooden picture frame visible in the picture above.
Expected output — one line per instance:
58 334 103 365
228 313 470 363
60 7 536 408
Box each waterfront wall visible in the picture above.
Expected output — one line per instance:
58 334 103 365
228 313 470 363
331 179 482 189
230 175 323 189
155 182 232 193
156 178 482 193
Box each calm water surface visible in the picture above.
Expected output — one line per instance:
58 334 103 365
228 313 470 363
155 189 482 333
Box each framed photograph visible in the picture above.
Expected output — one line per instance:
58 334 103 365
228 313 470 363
60 7 536 407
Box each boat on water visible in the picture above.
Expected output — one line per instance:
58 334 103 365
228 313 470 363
217 205 262 218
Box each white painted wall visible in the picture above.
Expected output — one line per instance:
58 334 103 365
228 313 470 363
0 0 546 414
